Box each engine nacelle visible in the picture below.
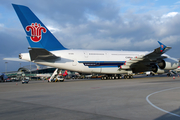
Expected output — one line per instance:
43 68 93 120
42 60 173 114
157 58 179 70
152 64 168 74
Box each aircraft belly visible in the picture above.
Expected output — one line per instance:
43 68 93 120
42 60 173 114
91 68 102 73
101 68 127 74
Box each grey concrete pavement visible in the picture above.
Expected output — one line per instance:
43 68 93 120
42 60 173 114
1 76 180 120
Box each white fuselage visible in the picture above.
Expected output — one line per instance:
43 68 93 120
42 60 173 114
20 49 175 74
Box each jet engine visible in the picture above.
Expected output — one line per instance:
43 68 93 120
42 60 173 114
157 58 179 70
152 65 168 74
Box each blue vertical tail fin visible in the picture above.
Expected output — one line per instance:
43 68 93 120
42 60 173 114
12 4 67 51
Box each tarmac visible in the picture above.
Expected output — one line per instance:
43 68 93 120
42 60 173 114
1 75 180 120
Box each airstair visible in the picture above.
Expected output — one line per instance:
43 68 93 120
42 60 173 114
49 68 61 82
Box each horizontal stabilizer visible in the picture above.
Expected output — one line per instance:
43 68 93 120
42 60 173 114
3 58 28 62
29 48 59 61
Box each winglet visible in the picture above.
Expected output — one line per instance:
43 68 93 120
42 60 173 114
142 41 171 58
157 41 171 54
158 41 167 52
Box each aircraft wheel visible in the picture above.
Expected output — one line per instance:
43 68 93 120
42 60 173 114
102 76 107 80
129 75 133 79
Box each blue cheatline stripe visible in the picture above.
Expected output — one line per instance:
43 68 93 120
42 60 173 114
78 61 126 63
78 61 125 68
89 66 119 68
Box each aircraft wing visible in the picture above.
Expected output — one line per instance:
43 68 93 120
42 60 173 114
120 41 172 72
143 41 171 60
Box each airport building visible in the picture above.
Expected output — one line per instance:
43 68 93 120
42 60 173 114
5 64 76 80
18 65 56 74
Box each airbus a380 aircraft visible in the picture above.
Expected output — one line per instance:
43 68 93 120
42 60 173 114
12 4 179 80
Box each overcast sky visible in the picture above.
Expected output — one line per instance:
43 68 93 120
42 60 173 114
1 0 180 72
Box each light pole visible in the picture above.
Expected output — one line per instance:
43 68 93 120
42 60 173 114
30 62 31 80
5 62 8 75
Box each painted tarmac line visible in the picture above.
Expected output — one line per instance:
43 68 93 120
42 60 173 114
146 87 180 117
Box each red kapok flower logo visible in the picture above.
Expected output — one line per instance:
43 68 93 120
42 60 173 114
26 23 46 42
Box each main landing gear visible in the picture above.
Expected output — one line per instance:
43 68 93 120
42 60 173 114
101 74 133 80
101 75 122 80
123 74 133 79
